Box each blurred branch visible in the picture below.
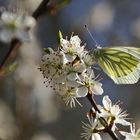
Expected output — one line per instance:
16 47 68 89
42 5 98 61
32 0 50 19
0 0 51 70
0 39 21 69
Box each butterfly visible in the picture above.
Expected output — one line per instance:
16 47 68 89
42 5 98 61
91 46 140 84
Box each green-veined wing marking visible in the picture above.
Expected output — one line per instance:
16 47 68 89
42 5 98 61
92 47 140 84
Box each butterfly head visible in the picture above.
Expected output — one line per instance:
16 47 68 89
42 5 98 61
89 47 102 63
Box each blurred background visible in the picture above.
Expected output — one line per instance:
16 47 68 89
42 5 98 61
0 0 140 140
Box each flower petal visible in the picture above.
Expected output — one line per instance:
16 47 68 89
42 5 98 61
110 105 120 115
67 73 77 81
102 96 112 111
92 82 103 95
100 109 110 117
64 54 76 62
76 87 88 97
0 29 13 42
67 80 79 87
60 38 69 48
115 118 130 126
92 133 102 140
120 131 135 140
136 129 140 137
70 35 81 46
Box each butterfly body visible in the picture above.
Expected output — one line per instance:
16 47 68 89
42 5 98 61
92 46 140 84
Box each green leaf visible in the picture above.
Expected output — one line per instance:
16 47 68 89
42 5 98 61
59 30 63 39
57 30 63 43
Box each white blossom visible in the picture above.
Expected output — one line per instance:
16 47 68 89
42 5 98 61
60 34 86 62
0 11 36 42
76 69 103 97
40 33 103 107
120 123 140 140
64 61 86 81
99 96 130 131
81 115 102 140
56 84 82 108
39 49 65 87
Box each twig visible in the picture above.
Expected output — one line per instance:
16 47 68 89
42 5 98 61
0 0 50 70
32 0 50 19
86 94 118 140
0 39 21 69
87 93 100 113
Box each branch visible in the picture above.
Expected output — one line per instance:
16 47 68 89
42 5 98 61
0 0 51 70
0 39 21 69
86 94 118 140
32 0 51 19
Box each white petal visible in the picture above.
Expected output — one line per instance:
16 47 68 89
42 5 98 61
91 83 103 95
102 96 112 111
86 68 94 75
92 133 102 140
130 123 136 135
21 16 36 28
120 131 135 139
76 87 88 97
70 35 81 45
1 12 16 23
115 119 130 126
64 54 75 62
75 63 86 73
100 109 110 117
60 38 69 48
66 80 79 87
67 73 77 81
110 105 120 115
89 69 95 79
120 131 129 136
16 30 31 41
136 129 140 135
0 29 13 42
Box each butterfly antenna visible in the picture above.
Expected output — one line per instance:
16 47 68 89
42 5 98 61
84 25 100 48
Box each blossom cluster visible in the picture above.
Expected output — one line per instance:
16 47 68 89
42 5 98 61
82 96 140 140
39 32 140 140
0 11 36 43
39 32 103 107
